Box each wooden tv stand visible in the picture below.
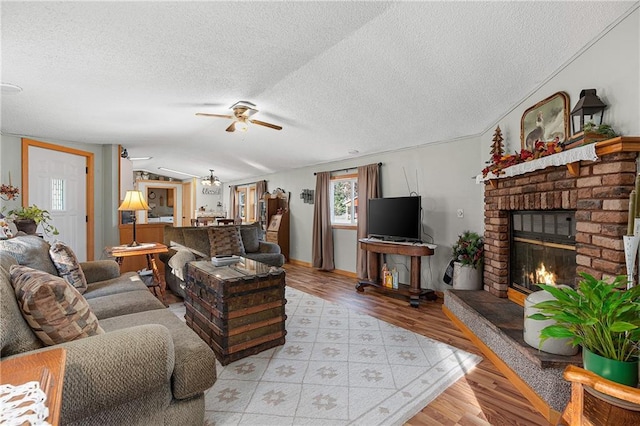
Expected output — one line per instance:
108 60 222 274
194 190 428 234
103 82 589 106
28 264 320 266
356 238 435 308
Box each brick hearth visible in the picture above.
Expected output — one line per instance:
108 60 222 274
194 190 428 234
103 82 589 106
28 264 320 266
483 145 639 298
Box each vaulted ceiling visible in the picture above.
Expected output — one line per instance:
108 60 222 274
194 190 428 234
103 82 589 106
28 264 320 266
2 1 636 182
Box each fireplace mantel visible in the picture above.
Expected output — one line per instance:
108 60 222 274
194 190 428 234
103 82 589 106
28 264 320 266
482 136 640 299
479 136 640 186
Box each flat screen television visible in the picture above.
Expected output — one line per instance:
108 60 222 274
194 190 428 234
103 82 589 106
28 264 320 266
367 196 422 242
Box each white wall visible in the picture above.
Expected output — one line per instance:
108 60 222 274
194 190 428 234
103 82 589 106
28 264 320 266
194 181 224 216
483 8 640 154
227 134 484 291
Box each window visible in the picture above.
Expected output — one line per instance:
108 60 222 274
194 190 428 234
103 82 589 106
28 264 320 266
51 178 64 211
235 184 257 223
330 175 358 226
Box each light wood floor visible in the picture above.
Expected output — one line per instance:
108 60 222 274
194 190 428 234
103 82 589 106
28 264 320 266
283 263 552 426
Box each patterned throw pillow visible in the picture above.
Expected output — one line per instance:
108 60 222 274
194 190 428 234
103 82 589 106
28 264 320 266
10 265 104 346
208 225 245 257
49 241 88 294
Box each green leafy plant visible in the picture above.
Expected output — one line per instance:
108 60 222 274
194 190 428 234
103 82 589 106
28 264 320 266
530 273 640 362
8 205 59 236
452 230 484 268
583 122 617 138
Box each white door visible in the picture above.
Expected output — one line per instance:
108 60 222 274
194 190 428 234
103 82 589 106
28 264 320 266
28 146 87 260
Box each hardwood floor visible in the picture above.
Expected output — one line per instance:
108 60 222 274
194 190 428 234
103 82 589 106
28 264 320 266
283 263 552 426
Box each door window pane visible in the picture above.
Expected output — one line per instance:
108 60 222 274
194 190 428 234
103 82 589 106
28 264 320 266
51 179 64 211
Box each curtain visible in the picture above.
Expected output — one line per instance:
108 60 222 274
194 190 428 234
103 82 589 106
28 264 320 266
356 163 381 280
228 185 237 219
256 180 267 233
312 171 334 270
256 180 266 202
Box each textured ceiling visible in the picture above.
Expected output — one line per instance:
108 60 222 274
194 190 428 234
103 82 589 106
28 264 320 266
1 1 636 182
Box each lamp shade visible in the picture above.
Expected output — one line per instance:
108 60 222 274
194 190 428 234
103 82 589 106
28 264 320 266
118 190 149 211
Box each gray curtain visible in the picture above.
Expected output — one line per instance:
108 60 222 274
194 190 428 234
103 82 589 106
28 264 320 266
312 171 334 270
356 163 381 279
229 185 237 219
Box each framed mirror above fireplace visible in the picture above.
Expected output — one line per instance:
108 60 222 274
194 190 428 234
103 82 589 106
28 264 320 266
510 210 577 294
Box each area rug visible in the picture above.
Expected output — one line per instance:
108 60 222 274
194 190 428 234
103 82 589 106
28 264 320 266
170 287 482 425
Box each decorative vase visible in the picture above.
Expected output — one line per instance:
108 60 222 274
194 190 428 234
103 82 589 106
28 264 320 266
523 289 579 355
582 347 639 387
452 262 482 290
14 218 37 235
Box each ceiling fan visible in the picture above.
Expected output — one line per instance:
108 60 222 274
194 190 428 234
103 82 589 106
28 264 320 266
196 101 282 132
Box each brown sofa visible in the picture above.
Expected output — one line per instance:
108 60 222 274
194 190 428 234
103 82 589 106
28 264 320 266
161 222 285 298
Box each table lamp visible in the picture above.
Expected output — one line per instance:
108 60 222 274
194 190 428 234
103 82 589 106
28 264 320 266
118 190 149 246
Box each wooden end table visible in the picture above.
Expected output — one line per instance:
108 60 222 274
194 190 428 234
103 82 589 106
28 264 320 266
356 239 436 308
1 347 67 425
108 242 168 304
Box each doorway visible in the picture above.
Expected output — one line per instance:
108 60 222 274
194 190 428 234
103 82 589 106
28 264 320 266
23 138 94 260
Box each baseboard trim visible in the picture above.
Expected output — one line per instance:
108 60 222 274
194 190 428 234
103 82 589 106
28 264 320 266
288 259 357 279
288 259 311 268
442 305 561 425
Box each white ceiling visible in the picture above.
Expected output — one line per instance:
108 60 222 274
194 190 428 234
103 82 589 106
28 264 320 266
2 1 637 182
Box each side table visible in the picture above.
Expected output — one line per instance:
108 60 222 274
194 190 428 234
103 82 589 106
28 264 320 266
108 242 168 304
1 347 66 425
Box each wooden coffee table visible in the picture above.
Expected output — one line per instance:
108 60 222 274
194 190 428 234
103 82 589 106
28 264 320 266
185 258 286 365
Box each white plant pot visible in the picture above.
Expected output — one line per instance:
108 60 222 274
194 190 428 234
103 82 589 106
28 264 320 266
452 262 483 290
523 289 579 356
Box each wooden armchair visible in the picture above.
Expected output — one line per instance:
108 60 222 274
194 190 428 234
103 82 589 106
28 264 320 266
560 364 640 425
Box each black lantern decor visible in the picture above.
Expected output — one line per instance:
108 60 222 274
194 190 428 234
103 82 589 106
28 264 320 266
570 89 607 135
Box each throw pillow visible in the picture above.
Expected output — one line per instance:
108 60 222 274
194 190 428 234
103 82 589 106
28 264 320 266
240 225 260 253
0 235 59 276
182 228 211 258
49 241 88 294
208 225 245 257
167 249 196 281
10 265 104 346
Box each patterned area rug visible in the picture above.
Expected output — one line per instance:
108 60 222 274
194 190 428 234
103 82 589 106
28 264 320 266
170 287 481 425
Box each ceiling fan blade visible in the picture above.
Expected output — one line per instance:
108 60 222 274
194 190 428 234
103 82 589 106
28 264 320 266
196 113 234 119
225 122 236 132
249 119 282 131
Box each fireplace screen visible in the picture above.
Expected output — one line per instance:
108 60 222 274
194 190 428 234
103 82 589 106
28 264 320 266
510 211 576 293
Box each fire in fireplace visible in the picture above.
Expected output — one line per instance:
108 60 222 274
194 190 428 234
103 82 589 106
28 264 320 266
510 210 577 294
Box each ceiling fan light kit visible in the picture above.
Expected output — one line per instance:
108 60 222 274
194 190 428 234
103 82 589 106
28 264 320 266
235 121 249 132
197 100 282 132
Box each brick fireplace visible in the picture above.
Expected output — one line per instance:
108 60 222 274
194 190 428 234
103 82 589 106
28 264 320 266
483 138 640 299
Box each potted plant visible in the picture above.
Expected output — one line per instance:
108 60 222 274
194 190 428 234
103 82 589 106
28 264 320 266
530 273 640 387
451 230 484 290
8 205 59 236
